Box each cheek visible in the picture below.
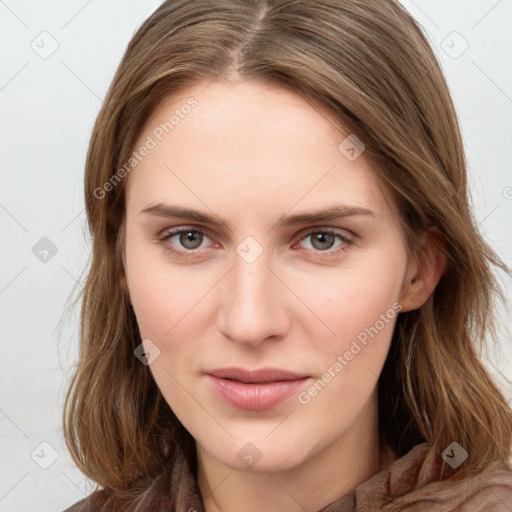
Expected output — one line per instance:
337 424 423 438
129 271 198 343
302 254 405 371
125 242 215 356
299 272 402 417
306 258 404 332
128 268 209 412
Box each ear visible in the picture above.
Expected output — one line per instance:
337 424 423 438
399 227 446 313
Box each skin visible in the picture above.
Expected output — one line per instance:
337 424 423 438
122 78 445 512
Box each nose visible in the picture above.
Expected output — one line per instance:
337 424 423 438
216 245 290 347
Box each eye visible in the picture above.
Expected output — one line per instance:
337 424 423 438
157 226 354 257
158 227 213 255
296 229 353 254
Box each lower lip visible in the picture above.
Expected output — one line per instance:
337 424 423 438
207 375 309 411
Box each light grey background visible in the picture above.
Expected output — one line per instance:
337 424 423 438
1 1 511 510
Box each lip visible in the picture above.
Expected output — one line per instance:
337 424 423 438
205 367 310 410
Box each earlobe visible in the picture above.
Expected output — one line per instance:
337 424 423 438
399 228 446 313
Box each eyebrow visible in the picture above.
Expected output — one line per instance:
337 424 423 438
140 203 375 230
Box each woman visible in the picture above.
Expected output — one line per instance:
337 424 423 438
63 0 512 510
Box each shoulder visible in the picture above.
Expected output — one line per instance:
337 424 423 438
62 490 109 512
60 448 202 512
352 443 512 511
393 447 512 511
454 462 512 511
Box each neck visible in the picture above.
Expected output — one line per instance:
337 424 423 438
197 391 389 512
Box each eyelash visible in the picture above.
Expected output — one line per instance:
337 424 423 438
157 227 354 258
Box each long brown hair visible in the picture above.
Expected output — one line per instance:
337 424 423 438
63 0 512 503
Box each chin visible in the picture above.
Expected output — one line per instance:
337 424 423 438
210 438 309 474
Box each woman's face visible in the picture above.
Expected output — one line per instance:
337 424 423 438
123 79 417 473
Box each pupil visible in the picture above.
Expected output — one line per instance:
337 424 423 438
313 233 334 250
181 231 201 249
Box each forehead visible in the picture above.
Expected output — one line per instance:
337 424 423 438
125 79 398 224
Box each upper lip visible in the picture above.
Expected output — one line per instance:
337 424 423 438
207 367 309 383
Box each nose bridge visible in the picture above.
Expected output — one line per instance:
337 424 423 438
233 245 271 302
216 238 287 345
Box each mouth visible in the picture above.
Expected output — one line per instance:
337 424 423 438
205 367 311 410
